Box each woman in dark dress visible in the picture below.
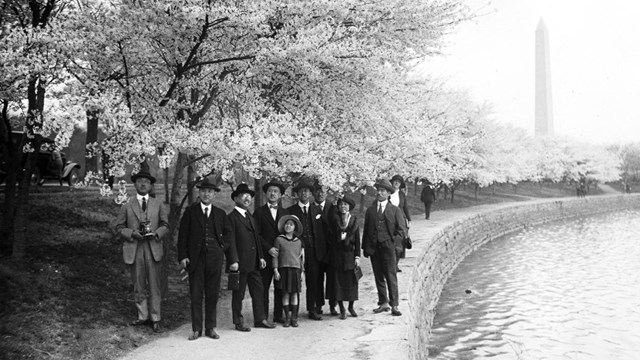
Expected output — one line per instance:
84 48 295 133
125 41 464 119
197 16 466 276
327 196 361 319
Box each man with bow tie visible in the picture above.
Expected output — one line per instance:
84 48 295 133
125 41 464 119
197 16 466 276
114 165 169 333
253 179 289 324
177 176 229 340
225 183 275 331
287 178 328 320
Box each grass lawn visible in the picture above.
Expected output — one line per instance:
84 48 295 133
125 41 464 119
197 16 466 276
0 180 609 360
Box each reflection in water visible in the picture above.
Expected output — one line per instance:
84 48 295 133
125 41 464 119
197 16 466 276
430 210 640 360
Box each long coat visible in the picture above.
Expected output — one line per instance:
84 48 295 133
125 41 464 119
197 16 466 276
115 196 169 265
224 209 264 273
287 203 328 262
330 215 361 271
361 202 407 257
177 203 228 273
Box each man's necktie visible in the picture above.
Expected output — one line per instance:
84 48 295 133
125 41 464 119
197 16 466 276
204 207 209 218
378 203 383 216
270 205 278 210
303 206 307 215
142 197 147 212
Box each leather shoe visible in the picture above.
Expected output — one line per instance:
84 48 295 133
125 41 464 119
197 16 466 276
348 308 358 317
188 331 201 341
391 306 402 316
235 324 251 332
315 306 324 315
397 268 402 272
204 329 220 339
330 307 339 316
152 322 162 333
131 319 150 326
373 304 390 313
308 311 323 321
274 318 285 324
254 320 275 329
339 311 347 320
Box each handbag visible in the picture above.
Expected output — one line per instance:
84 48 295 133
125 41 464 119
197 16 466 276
403 236 413 250
354 266 363 281
227 271 240 291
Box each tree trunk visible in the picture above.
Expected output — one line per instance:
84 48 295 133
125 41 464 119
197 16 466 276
474 183 479 200
164 167 170 204
0 100 18 256
450 187 455 203
85 109 99 177
187 157 196 205
359 191 365 213
254 177 264 211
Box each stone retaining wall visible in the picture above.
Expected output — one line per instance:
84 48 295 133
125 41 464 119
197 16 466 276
408 194 640 359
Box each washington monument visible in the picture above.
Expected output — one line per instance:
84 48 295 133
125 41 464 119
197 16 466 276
535 18 554 136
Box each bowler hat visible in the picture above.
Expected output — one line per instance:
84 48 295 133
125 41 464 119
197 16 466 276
292 178 315 193
196 176 221 191
374 179 394 193
262 179 286 194
131 162 156 184
337 196 356 211
231 183 255 200
277 215 303 237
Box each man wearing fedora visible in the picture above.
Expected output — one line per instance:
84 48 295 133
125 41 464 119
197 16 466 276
114 164 169 332
362 179 407 316
253 179 289 324
313 180 339 315
177 177 228 340
225 183 275 331
287 178 328 320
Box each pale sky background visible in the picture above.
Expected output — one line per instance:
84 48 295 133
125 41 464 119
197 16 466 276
414 0 640 145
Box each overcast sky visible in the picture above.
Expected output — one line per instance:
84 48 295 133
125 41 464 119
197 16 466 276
414 0 640 145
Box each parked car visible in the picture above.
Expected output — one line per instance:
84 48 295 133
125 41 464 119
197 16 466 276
0 131 81 186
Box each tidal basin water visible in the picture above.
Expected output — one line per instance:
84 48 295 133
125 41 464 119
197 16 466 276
429 210 640 360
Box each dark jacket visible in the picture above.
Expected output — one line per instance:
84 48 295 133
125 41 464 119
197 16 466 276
362 202 407 257
420 186 435 203
331 215 361 271
287 202 328 262
177 203 228 273
254 203 289 255
396 190 412 222
225 209 264 273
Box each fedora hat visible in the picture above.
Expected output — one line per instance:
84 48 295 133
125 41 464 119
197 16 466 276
196 176 221 191
262 179 286 194
374 178 394 193
231 183 255 200
131 162 156 184
292 178 315 193
336 196 356 211
277 215 303 237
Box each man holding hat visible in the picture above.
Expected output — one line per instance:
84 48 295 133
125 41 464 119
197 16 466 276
225 183 275 331
287 177 328 320
114 163 169 332
253 179 289 324
177 176 228 340
362 178 407 316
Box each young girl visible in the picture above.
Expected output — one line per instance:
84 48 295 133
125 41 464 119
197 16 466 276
273 215 305 327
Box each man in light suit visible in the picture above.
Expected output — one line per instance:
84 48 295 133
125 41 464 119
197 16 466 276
287 178 328 320
362 179 407 316
114 166 169 332
225 183 275 331
254 179 289 324
177 177 228 340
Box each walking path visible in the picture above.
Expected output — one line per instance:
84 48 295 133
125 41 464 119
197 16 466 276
120 191 621 360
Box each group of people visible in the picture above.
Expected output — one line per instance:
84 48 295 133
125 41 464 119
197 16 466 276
115 168 415 341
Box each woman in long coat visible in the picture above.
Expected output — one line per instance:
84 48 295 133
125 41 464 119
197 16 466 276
326 196 361 319
390 175 411 271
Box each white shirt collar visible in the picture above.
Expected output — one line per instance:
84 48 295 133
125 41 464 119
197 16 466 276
200 202 211 212
136 193 149 203
235 206 248 216
298 201 309 209
315 200 325 207
378 199 388 210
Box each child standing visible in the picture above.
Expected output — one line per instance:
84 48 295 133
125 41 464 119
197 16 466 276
273 215 305 327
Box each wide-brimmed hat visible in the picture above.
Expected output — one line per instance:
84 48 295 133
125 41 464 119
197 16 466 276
262 179 286 194
292 178 315 193
196 176 221 191
336 196 356 211
391 174 404 185
231 183 255 200
131 162 156 184
277 215 303 237
374 179 394 193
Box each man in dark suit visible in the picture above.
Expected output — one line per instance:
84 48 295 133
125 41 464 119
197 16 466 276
253 179 289 324
420 179 436 220
225 183 275 331
288 178 328 320
313 181 338 315
177 177 228 340
114 165 169 333
362 179 407 316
